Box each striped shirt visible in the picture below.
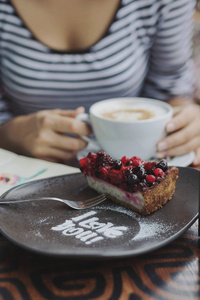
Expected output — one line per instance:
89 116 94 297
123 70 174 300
0 0 195 124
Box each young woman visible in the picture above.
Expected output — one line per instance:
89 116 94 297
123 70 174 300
0 0 199 164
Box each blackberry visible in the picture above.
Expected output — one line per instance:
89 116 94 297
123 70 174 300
137 182 148 192
156 159 168 171
112 160 122 170
127 173 138 185
135 165 146 179
156 176 163 183
148 181 157 188
125 167 134 175
96 151 113 166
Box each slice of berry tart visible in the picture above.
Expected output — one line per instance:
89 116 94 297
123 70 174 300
79 151 179 215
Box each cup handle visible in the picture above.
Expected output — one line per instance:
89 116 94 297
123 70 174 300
76 113 100 148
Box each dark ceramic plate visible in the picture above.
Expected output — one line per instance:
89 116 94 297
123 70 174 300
0 167 199 258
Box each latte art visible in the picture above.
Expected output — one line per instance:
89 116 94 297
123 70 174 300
101 109 155 121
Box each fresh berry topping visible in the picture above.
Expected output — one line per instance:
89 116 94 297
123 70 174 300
79 151 171 194
144 161 157 171
87 152 97 160
153 168 164 177
146 175 156 183
128 184 138 193
124 167 134 178
112 160 122 170
94 166 101 177
156 159 168 171
131 156 143 167
79 157 87 167
127 173 138 185
119 182 128 191
96 151 113 166
108 169 124 185
156 176 163 183
121 156 129 164
137 182 148 192
98 166 109 180
135 166 146 179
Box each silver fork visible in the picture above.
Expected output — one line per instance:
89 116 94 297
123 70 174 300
0 194 106 210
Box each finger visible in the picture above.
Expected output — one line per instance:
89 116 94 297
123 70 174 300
158 121 199 152
52 107 85 118
172 106 182 117
57 107 85 118
166 106 197 133
157 136 200 158
192 147 200 166
36 147 77 162
48 114 92 136
50 132 88 152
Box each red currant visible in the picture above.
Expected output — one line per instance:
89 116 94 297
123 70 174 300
153 168 164 176
146 175 156 183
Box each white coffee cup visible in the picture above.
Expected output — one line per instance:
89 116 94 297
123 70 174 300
78 97 173 160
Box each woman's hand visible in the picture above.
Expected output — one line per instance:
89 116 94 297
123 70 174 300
0 107 92 162
157 103 200 166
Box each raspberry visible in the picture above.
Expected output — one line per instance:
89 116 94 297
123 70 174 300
131 156 143 167
121 156 129 165
108 169 124 185
96 151 113 166
144 161 157 171
153 168 164 176
99 166 109 180
79 157 88 169
146 175 156 183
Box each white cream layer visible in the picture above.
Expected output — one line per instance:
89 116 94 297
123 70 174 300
86 176 145 211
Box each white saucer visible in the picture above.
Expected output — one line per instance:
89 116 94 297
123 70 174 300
77 144 195 168
167 151 195 167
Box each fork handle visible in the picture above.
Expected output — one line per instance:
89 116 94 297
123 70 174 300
0 197 59 204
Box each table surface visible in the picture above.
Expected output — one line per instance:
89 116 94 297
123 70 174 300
0 220 199 300
0 163 199 300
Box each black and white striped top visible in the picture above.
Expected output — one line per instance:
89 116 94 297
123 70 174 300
0 0 195 124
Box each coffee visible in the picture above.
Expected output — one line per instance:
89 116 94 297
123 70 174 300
101 109 155 121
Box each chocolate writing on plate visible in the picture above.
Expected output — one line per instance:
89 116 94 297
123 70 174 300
51 211 128 245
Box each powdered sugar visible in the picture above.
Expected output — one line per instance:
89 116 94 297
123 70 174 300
133 219 174 241
97 202 175 241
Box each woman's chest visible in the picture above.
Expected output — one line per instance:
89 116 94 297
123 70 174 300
10 0 121 52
